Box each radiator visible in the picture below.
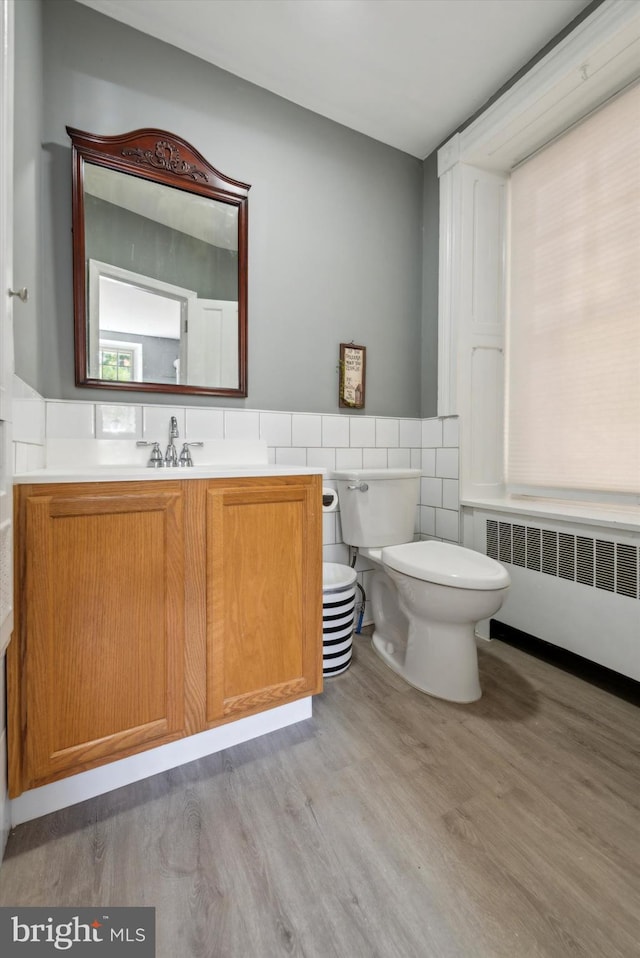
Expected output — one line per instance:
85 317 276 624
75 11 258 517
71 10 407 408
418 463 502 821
464 511 640 681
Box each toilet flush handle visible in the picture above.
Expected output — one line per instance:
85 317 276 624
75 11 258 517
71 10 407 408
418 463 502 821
347 481 369 492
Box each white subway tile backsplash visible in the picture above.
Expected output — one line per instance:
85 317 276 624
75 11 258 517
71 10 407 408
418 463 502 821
436 447 459 479
26 443 46 472
421 448 436 476
307 447 335 470
322 416 349 448
376 418 399 448
323 513 338 544
420 506 436 536
335 447 363 470
143 406 185 441
28 399 459 555
260 412 292 447
442 478 459 511
399 419 421 448
186 408 224 440
421 477 442 507
47 402 95 439
225 410 260 440
275 447 307 466
14 442 29 474
323 543 350 565
349 416 375 448
442 416 459 447
388 448 411 468
96 404 141 440
422 418 443 448
13 399 45 444
436 508 460 542
292 414 321 447
362 448 387 468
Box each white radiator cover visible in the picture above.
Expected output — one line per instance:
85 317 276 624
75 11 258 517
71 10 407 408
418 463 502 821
464 509 640 681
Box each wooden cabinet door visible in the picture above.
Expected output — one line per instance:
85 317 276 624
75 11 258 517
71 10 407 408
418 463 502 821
205 476 322 724
10 482 186 793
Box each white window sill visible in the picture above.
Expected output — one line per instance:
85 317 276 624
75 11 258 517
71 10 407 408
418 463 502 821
460 496 640 534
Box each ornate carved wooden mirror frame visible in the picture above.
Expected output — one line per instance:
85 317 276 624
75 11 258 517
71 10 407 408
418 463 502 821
68 127 250 397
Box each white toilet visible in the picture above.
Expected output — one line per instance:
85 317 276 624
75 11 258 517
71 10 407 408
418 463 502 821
333 468 510 702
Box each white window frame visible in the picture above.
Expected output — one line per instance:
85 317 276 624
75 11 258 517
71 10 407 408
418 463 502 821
98 338 144 382
437 0 640 517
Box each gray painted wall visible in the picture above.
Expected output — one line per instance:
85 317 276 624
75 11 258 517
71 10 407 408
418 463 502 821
20 0 426 417
85 198 238 301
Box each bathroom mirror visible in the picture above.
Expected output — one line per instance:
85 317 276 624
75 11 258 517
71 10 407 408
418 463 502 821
68 127 250 396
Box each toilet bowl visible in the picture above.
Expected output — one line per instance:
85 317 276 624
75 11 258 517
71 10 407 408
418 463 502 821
372 542 510 702
333 469 510 702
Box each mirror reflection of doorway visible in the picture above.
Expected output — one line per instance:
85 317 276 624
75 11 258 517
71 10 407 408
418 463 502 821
89 262 190 385
89 260 239 388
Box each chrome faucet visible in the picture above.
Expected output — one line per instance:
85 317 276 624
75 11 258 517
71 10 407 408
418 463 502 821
137 418 202 467
165 416 179 466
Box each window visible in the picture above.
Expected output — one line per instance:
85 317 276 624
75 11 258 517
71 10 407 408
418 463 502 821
506 83 640 501
99 345 135 382
98 339 143 383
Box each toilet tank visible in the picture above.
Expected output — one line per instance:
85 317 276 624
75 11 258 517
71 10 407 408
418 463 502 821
333 469 420 547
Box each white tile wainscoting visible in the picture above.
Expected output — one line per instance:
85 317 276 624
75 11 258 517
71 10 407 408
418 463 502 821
12 381 460 623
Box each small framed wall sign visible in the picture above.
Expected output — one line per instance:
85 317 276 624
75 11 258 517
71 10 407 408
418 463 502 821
339 342 366 409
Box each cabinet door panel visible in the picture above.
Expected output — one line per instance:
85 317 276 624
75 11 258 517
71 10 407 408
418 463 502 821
16 483 185 790
206 478 322 722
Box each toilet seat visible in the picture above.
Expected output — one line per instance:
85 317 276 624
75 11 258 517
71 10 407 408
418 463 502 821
381 541 511 590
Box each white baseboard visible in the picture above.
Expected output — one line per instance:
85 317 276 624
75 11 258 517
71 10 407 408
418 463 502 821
10 698 312 827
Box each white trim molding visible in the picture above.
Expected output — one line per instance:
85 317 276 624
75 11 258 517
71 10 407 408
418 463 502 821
437 0 640 503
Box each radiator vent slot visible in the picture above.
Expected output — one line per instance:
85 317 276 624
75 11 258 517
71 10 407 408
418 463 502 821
576 536 594 587
526 527 541 572
542 530 558 576
486 520 638 599
616 544 639 598
595 539 615 592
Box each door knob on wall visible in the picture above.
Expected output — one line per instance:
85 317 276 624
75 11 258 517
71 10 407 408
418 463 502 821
8 287 28 302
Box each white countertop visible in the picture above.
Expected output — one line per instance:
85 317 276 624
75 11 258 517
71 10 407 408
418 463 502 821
14 464 324 484
15 438 324 484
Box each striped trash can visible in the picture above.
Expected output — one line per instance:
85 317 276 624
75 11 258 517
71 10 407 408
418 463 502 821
322 562 358 676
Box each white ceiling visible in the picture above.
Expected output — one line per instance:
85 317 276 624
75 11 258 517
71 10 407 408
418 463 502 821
75 0 592 159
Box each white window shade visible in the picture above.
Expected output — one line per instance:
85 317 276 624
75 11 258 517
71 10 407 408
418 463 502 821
506 83 640 498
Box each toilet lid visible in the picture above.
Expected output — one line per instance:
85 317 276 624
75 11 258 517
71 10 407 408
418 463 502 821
382 541 511 590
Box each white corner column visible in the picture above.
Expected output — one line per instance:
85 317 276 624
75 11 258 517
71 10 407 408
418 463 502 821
437 137 508 501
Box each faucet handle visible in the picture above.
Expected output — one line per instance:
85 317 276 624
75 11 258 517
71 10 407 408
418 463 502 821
149 442 163 463
136 440 165 467
178 441 204 467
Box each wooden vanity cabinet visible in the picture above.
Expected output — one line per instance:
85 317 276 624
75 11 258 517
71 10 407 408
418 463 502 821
203 477 323 724
9 474 322 797
9 480 187 794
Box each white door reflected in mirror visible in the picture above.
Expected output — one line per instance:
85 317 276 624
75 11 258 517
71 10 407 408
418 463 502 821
89 261 239 390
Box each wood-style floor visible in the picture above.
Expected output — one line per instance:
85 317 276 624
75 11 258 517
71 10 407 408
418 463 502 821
1 634 639 958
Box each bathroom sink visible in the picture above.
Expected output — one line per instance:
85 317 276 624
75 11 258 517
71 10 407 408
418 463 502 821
14 438 323 483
